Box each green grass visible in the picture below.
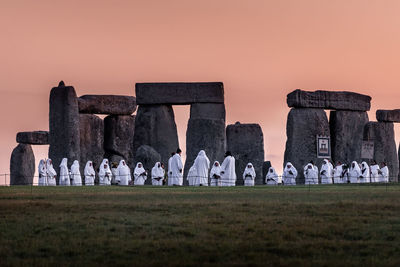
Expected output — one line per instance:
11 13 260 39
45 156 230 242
1 185 400 266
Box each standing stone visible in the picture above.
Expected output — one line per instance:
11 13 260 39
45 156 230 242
49 81 80 184
10 144 35 185
284 108 330 184
79 114 104 184
226 122 264 185
364 122 398 182
262 161 272 182
133 105 179 167
183 103 226 184
135 145 162 185
104 115 135 169
330 111 369 165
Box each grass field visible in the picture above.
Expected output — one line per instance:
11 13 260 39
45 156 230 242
1 185 400 266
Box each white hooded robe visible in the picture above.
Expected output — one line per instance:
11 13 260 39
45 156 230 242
349 161 361 183
187 165 197 186
151 162 164 186
134 162 147 185
84 161 96 186
193 150 210 186
116 160 131 186
59 158 70 186
370 164 380 183
360 162 370 183
99 159 112 185
333 164 344 184
304 163 318 185
266 167 279 185
380 166 389 183
46 159 57 186
320 159 333 184
70 160 82 186
220 155 236 186
243 163 256 186
210 161 222 187
282 162 297 186
169 154 183 186
38 159 47 186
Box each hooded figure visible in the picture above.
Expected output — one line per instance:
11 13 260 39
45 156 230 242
360 162 370 183
169 149 183 186
220 151 236 186
304 163 318 185
370 162 380 183
243 163 256 186
193 150 210 186
99 159 112 185
167 152 175 183
84 161 96 186
70 160 82 186
187 165 197 186
116 160 131 186
59 158 70 186
380 163 389 183
110 162 119 185
320 159 333 184
349 161 361 183
151 162 164 186
134 162 147 185
46 159 57 186
210 161 222 186
266 167 279 185
38 159 47 186
333 163 344 184
282 162 297 186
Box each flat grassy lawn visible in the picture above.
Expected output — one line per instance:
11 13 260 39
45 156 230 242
1 185 400 266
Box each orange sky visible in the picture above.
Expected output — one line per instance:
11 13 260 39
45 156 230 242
2 0 400 184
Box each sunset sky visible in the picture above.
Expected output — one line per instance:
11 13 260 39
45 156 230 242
2 0 400 184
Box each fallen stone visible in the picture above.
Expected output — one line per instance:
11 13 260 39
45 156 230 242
262 161 272 182
376 109 400 122
226 122 264 185
136 82 224 105
135 145 161 185
78 95 136 115
10 144 35 185
49 81 80 184
16 131 49 145
330 111 369 164
363 122 398 182
284 108 330 184
287 89 371 111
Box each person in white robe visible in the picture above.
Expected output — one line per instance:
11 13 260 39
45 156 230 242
360 162 370 183
220 151 236 186
282 162 297 186
243 163 256 186
59 158 70 186
99 159 112 185
369 161 380 183
46 159 57 186
304 163 318 185
380 162 389 183
134 162 147 185
38 159 47 186
70 160 82 186
169 149 183 186
193 150 210 186
167 152 175 185
151 162 164 186
84 161 96 186
348 161 361 183
265 167 279 185
320 159 333 184
116 160 131 186
210 161 222 186
333 162 344 184
186 165 196 186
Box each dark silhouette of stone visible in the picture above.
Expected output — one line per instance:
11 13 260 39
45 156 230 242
364 122 398 182
330 111 369 165
49 81 80 184
104 115 135 169
136 82 224 105
226 122 264 185
79 114 104 184
78 95 136 115
284 108 330 184
135 145 161 184
16 131 49 145
133 105 179 166
10 144 35 185
183 103 226 184
262 161 272 182
287 89 371 111
376 109 400 122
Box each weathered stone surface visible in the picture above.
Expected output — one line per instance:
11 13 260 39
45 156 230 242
78 95 136 115
136 82 224 105
49 81 80 184
104 115 135 169
284 108 330 184
287 89 371 111
330 111 369 165
79 114 104 184
16 131 49 145
226 122 264 185
376 109 400 122
183 103 226 184
262 161 272 182
364 122 398 182
133 105 179 166
10 144 35 185
135 145 161 185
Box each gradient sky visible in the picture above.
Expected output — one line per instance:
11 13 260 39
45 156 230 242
2 0 400 184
